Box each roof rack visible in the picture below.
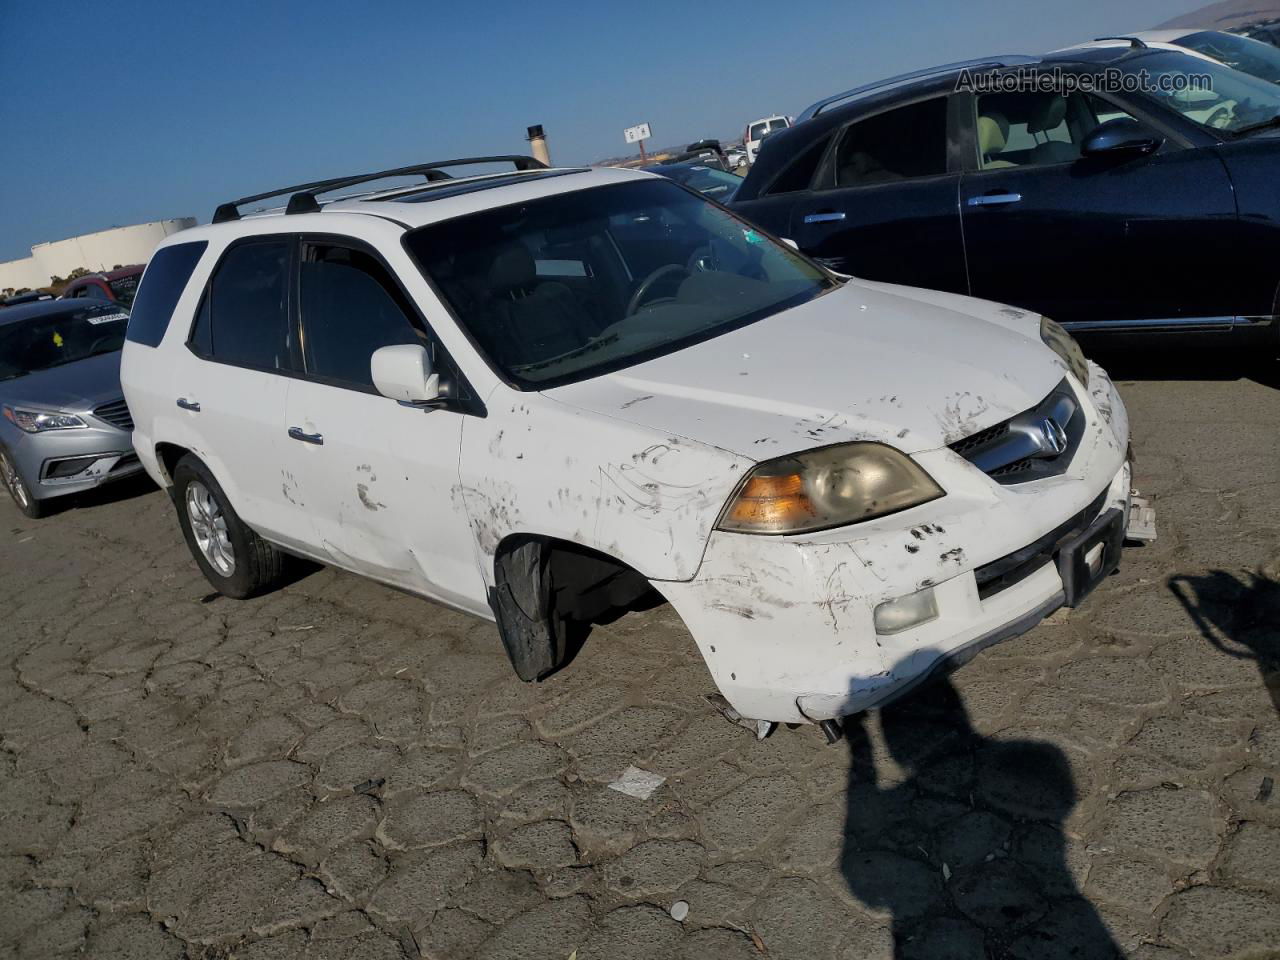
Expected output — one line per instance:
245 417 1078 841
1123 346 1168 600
796 55 1040 122
211 155 550 224
1091 36 1149 48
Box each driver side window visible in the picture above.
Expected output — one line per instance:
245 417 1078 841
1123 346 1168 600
976 92 1139 169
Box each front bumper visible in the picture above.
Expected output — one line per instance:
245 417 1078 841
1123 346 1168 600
658 365 1131 724
7 425 142 501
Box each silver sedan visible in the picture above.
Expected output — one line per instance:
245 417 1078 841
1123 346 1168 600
0 300 144 518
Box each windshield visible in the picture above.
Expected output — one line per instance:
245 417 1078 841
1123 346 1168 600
0 304 129 382
1125 50 1280 135
1178 31 1280 84
405 179 832 389
660 165 742 199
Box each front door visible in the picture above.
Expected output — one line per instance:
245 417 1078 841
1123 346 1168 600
959 89 1240 327
788 94 969 293
280 239 484 612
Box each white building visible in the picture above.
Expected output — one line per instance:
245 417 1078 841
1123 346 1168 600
0 218 196 292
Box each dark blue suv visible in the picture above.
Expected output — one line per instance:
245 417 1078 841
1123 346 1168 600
731 47 1280 345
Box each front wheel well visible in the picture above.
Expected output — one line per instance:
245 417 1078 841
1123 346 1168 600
489 535 663 681
493 534 660 624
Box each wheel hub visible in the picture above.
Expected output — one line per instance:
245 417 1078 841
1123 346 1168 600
186 480 235 576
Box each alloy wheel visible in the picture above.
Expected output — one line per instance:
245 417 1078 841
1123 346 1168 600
186 480 236 576
0 452 30 510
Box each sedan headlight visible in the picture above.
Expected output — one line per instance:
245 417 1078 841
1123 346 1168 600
2 406 87 433
1040 317 1089 387
718 442 944 535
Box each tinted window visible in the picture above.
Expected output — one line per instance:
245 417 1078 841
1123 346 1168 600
832 98 949 186
765 135 832 195
125 241 208 348
200 240 293 370
299 245 424 388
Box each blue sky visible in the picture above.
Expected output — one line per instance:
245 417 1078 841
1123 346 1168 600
0 0 1203 262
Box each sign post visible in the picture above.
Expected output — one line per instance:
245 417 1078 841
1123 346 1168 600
624 122 652 163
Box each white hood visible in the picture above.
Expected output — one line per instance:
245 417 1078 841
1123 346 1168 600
547 280 1068 460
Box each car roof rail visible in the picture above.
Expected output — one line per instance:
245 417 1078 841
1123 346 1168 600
796 55 1041 122
211 155 550 223
1092 36 1149 48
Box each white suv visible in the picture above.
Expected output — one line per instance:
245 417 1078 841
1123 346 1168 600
121 156 1140 732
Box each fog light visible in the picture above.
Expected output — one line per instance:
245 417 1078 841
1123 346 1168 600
873 587 939 635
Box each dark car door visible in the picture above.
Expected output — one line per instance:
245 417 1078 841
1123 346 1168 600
958 89 1240 328
785 94 969 293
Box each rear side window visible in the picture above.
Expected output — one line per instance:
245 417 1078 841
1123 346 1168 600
191 240 295 371
125 242 208 347
298 244 423 389
765 135 832 196
831 98 949 187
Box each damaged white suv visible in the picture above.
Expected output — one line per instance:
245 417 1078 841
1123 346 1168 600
121 156 1141 733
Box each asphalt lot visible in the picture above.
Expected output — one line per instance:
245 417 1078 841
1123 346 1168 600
1 345 1279 960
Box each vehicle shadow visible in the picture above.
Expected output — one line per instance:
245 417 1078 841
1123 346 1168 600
840 673 1122 958
37 473 160 517
1169 570 1280 717
1080 337 1280 390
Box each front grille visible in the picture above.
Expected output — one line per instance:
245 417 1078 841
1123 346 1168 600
947 379 1083 485
93 398 133 431
973 490 1108 600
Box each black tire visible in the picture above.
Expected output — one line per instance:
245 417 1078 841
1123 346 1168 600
0 447 45 519
172 454 285 599
492 539 568 682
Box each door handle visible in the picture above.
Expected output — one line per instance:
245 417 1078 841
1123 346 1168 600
287 426 324 445
175 398 201 412
967 192 1023 207
802 211 847 224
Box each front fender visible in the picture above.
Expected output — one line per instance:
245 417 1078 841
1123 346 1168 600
457 392 751 586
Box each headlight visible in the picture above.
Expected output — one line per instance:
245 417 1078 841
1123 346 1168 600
2 406 87 433
1040 317 1089 387
718 442 944 535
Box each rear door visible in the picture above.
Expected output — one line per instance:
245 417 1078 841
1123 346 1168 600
958 89 1240 327
788 94 970 293
280 237 483 611
176 237 315 551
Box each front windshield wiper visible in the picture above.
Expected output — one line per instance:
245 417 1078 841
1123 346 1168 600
514 332 622 374
1230 113 1280 137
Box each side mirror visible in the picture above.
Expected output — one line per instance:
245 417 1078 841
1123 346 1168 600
1082 117 1162 157
371 344 440 404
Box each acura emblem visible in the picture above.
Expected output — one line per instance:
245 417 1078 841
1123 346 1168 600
1040 417 1068 455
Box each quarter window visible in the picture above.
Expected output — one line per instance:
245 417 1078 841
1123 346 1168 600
298 244 424 389
832 98 949 187
765 135 832 196
191 240 294 370
125 241 208 348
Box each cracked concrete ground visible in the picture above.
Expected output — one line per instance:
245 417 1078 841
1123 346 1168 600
2 351 1279 959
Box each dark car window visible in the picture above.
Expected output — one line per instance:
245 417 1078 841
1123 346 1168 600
298 244 424 389
0 303 130 382
191 240 294 371
975 92 1137 170
831 98 949 187
108 273 141 307
126 242 208 348
765 134 833 195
